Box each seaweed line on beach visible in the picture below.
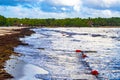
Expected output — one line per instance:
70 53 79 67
0 27 35 80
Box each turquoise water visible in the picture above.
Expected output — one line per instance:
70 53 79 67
15 28 120 80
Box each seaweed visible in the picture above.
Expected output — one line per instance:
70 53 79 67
0 28 34 79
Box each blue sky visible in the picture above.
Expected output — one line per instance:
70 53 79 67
0 0 120 18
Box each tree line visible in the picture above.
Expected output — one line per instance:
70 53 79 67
0 15 120 27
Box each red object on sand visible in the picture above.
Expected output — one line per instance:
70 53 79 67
91 70 99 76
82 54 87 58
75 50 82 53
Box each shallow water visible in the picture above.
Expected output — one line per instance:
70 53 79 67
14 27 120 80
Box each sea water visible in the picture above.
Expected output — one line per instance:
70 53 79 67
14 27 120 80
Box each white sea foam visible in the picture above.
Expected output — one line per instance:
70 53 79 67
14 28 120 79
18 64 49 80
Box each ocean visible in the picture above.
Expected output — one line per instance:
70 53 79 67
11 27 120 80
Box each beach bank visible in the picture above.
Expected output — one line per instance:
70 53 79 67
0 27 34 79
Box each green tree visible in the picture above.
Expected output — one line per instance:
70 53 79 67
0 15 6 26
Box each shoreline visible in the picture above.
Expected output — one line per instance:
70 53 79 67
5 55 26 80
35 26 120 28
0 27 34 79
0 27 119 79
5 56 49 80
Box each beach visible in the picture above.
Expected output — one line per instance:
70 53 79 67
0 27 120 80
0 27 34 79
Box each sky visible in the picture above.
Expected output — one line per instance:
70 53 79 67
0 0 120 18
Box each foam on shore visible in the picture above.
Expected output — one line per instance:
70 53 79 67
5 55 49 80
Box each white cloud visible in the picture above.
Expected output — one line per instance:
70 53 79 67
61 7 67 11
73 5 81 12
1 5 120 19
102 0 120 8
45 0 82 12
46 0 81 6
0 5 68 18
81 7 120 18
0 0 120 18
83 0 120 8
52 7 57 10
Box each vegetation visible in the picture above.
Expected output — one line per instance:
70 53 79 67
0 15 120 27
0 15 6 26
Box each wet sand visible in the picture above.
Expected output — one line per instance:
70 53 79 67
0 27 34 80
5 55 26 80
5 58 50 80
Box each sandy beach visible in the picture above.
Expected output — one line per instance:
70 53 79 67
0 26 34 79
0 27 25 36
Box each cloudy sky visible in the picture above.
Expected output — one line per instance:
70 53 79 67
0 0 120 18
